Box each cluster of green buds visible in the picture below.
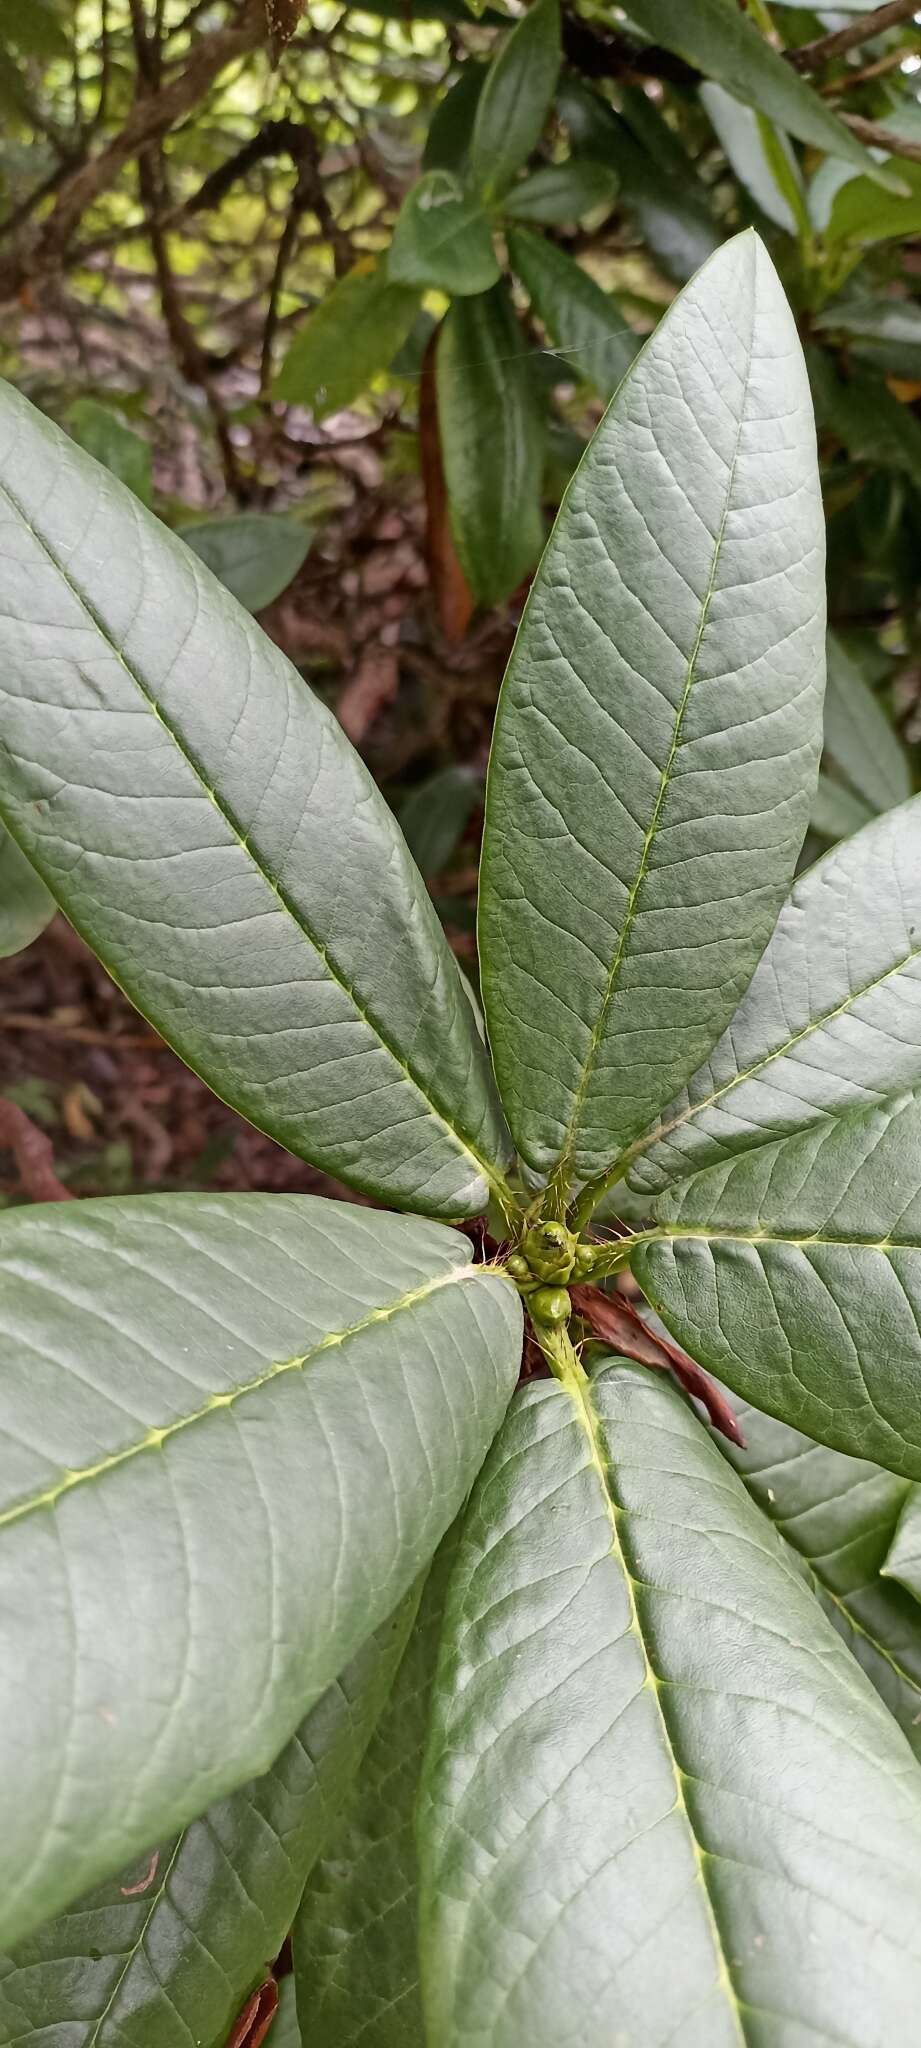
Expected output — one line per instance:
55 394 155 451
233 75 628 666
505 1220 600 1327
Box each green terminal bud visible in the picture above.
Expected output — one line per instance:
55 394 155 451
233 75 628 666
521 1220 576 1283
529 1285 572 1327
506 1252 531 1282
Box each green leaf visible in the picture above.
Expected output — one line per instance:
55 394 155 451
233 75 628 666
884 1489 921 1604
724 1396 921 1751
0 380 512 1216
0 1595 418 2047
810 769 874 841
632 1085 921 1478
398 763 480 877
469 0 560 202
177 514 312 613
700 82 805 236
67 398 152 506
388 170 500 296
629 796 921 1196
506 225 637 400
479 231 825 1191
274 262 420 415
294 1532 457 2044
503 159 617 224
624 0 901 187
0 824 54 959
436 280 545 608
273 1979 300 2048
506 226 637 398
823 630 909 813
0 1192 521 1950
815 293 921 379
424 63 488 174
810 352 921 495
0 0 69 57
419 1359 921 2043
824 159 921 249
559 78 720 284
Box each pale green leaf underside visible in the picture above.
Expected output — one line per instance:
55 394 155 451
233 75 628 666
479 230 825 1185
0 380 510 1217
700 84 801 235
883 1487 921 1606
294 1533 457 2046
419 1363 921 2046
0 1193 521 1952
810 770 873 842
0 823 54 958
631 796 921 1196
0 1594 418 2048
634 1087 921 1479
723 1397 921 1752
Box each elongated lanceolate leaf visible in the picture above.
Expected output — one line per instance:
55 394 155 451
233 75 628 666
479 231 824 1188
633 1088 921 1478
0 381 510 1215
436 282 545 608
700 83 804 236
469 0 560 202
0 823 54 958
419 1361 921 2045
624 0 900 186
630 795 921 1196
294 1533 458 2045
503 160 617 226
724 1398 921 1751
0 1193 521 1951
0 1594 419 2048
823 630 909 815
810 770 874 842
273 263 419 414
506 226 638 398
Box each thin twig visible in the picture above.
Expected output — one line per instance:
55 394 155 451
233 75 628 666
789 0 920 72
840 111 921 163
0 1100 72 1203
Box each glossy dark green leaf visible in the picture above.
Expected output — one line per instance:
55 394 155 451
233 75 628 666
0 381 511 1215
700 82 805 235
506 226 638 397
469 0 560 202
388 171 499 295
810 352 921 493
559 78 720 284
436 281 545 608
177 514 312 613
0 824 54 959
398 764 480 878
724 1397 921 1751
823 630 909 813
293 1534 457 2045
633 1087 921 1478
0 1192 521 1951
67 398 152 505
419 1360 921 2044
624 0 899 185
503 159 617 225
479 232 825 1191
0 1595 418 2048
274 263 419 415
423 64 487 174
630 797 921 1196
